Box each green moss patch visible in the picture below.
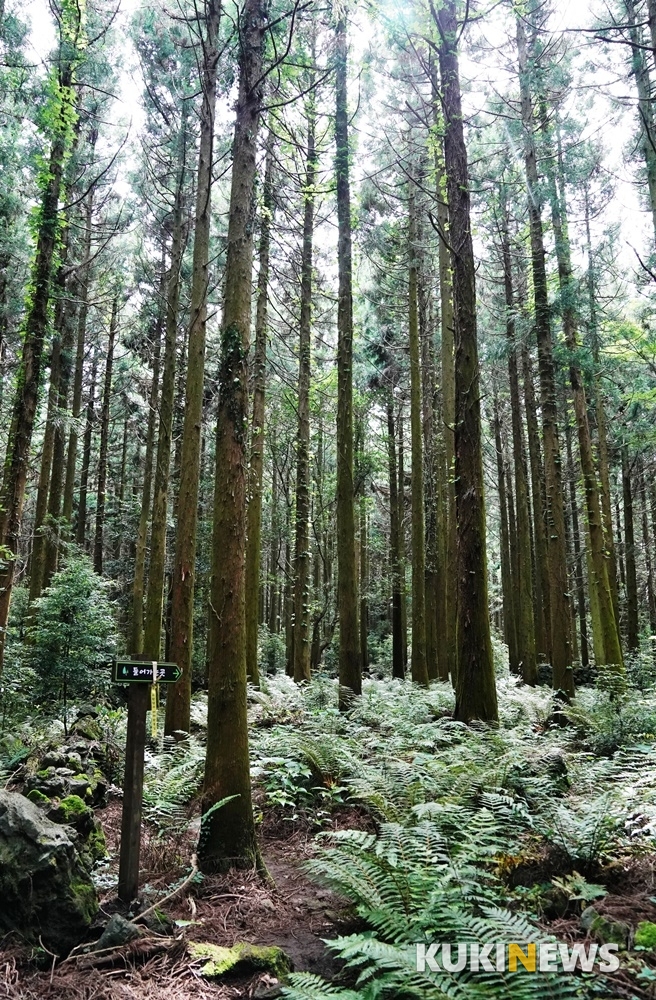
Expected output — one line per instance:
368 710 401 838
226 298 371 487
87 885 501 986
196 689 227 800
188 941 292 980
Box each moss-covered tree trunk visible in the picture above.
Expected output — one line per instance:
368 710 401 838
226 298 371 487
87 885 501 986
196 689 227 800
200 0 266 872
516 10 573 698
0 31 80 672
437 0 497 722
165 0 220 736
245 139 275 686
93 296 118 576
293 89 316 685
335 13 361 708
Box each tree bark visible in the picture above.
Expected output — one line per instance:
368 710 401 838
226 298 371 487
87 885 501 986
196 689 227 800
76 347 97 549
131 257 164 654
623 444 640 653
625 0 656 241
201 0 265 872
408 184 428 686
501 214 537 683
165 0 220 736
516 10 573 697
293 88 316 685
387 397 404 679
543 113 623 670
143 146 186 662
245 138 275 686
335 14 361 708
62 177 95 533
93 296 118 575
493 393 519 674
565 420 590 668
0 33 80 671
437 0 497 721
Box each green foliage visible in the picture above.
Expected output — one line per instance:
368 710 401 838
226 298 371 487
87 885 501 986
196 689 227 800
142 734 206 834
25 554 117 713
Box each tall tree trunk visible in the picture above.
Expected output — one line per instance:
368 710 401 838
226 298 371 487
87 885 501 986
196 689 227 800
501 214 537 683
245 139 275 686
387 397 404 679
44 277 77 585
131 258 164 654
623 444 640 654
437 0 497 721
29 325 63 603
408 184 428 686
432 87 457 683
293 87 316 685
165 0 220 736
584 185 620 630
543 113 623 670
420 256 440 682
201 0 265 873
625 0 656 241
516 11 573 697
93 296 118 575
62 177 95 533
493 393 519 674
0 40 80 671
522 343 550 660
638 459 656 656
565 420 590 668
77 347 97 549
359 494 369 672
335 14 361 707
143 149 186 662
398 403 408 668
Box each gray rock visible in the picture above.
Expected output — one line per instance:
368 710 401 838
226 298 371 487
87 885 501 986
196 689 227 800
41 751 68 769
0 791 98 953
94 914 144 950
76 704 100 720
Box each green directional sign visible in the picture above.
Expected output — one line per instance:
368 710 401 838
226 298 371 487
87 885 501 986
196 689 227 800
112 659 181 684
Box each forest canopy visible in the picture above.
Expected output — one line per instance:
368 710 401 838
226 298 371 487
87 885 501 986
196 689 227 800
4 0 656 995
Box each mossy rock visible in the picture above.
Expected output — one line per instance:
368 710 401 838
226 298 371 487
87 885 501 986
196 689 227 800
46 796 106 867
26 789 51 808
189 941 292 980
635 921 656 949
70 718 102 741
581 905 630 949
0 790 98 953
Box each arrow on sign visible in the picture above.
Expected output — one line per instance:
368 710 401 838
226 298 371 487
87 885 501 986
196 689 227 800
112 660 182 684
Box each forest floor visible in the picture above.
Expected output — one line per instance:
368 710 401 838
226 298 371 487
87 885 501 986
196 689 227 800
5 669 656 998
2 798 366 999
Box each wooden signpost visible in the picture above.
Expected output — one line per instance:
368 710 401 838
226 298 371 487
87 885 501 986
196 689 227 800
113 657 180 903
